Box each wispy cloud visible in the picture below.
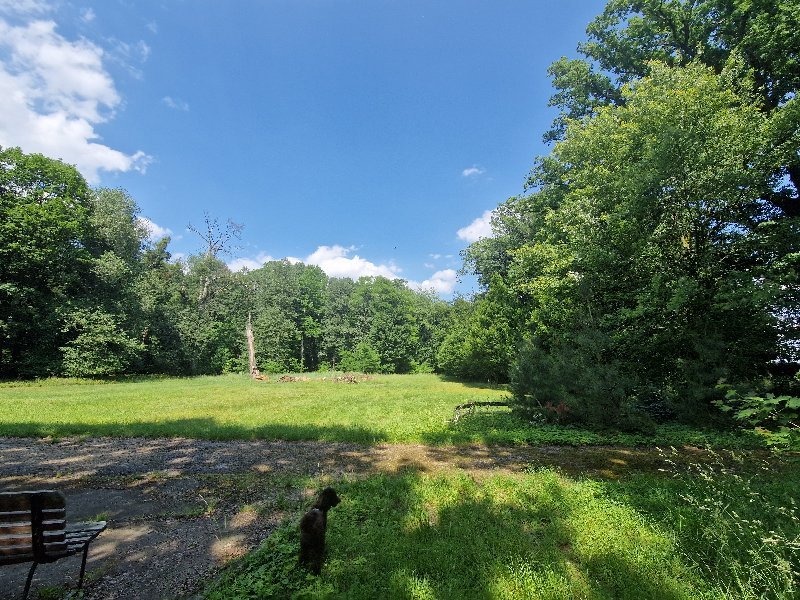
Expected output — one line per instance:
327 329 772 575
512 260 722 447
137 217 172 242
0 17 152 183
457 210 494 243
0 0 51 17
146 21 158 34
461 165 485 178
162 96 189 111
81 7 95 23
408 269 458 294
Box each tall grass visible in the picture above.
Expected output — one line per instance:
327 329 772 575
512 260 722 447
658 449 798 598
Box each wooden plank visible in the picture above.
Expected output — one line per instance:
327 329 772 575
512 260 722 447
66 522 107 537
0 491 65 512
0 508 65 525
0 531 65 545
0 542 33 555
0 534 31 547
0 520 65 536
42 541 69 557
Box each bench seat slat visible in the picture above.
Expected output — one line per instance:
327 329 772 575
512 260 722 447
66 523 107 537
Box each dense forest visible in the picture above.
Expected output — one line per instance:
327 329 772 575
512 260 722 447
0 154 459 378
1 0 798 434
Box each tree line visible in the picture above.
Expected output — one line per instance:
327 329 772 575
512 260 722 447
0 147 460 379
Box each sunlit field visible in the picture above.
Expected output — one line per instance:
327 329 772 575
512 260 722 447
0 374 759 447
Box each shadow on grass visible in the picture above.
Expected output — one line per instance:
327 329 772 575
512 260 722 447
436 374 510 392
209 467 701 600
0 418 389 444
421 410 765 449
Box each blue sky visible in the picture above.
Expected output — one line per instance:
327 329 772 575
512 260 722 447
0 0 606 296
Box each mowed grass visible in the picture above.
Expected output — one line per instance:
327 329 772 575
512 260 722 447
206 462 800 599
0 374 760 446
0 373 505 442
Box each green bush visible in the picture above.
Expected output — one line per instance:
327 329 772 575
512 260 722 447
510 332 644 429
340 342 383 374
714 382 800 450
60 309 143 377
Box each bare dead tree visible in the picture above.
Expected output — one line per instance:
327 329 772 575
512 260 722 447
246 312 265 380
187 212 243 258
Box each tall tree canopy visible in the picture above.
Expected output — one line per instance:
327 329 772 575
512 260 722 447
0 147 95 376
462 0 799 425
546 0 800 218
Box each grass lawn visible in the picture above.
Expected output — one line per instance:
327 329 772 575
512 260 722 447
0 373 759 447
206 461 800 600
1 373 795 598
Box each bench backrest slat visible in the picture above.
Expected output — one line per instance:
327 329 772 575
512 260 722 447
0 491 68 564
1 521 66 537
0 509 66 525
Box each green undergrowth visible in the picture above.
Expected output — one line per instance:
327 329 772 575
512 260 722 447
205 458 800 599
0 374 761 448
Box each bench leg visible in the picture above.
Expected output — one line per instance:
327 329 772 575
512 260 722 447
22 561 38 600
78 543 90 590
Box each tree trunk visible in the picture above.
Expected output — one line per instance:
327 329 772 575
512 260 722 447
246 313 261 379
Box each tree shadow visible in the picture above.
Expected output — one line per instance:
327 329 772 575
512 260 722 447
318 468 700 599
0 417 389 444
436 375 510 392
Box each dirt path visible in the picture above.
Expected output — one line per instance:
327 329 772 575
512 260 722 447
0 437 719 599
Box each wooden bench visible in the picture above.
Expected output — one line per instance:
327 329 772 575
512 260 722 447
0 491 106 599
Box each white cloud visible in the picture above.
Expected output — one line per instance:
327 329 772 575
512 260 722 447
429 253 442 259
0 17 151 183
408 269 458 294
146 21 158 34
137 216 172 242
457 210 494 243
162 96 189 111
229 245 458 295
423 262 435 269
81 8 95 23
0 0 51 17
305 245 401 279
462 165 485 178
227 252 274 272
